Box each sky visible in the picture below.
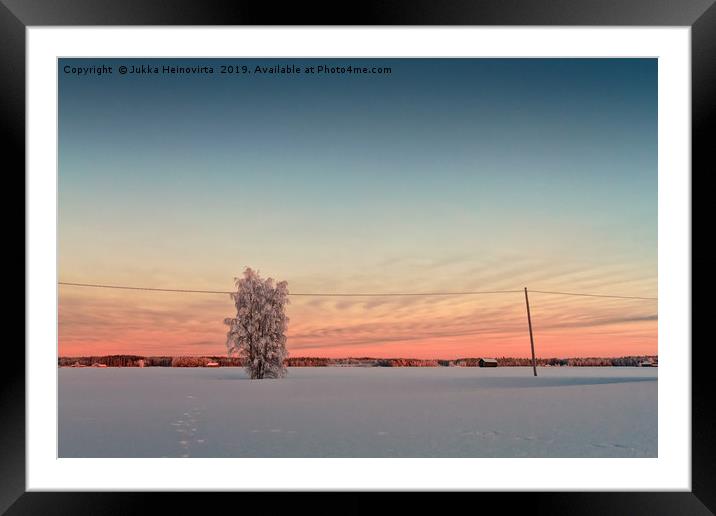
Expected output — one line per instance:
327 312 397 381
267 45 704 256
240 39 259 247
58 58 657 359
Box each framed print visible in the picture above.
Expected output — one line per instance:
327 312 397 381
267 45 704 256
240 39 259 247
6 0 713 514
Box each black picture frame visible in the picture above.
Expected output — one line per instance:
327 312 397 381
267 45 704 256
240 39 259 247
5 1 712 514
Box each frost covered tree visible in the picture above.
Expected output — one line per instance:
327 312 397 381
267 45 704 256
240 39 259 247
224 268 289 379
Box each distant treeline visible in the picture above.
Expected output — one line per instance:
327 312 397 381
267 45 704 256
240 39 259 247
58 355 658 368
58 355 244 368
490 356 657 367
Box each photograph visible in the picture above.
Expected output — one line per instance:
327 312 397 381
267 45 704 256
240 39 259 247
57 57 659 459
4 0 707 506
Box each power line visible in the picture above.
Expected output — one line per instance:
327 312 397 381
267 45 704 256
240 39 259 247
288 290 522 297
530 290 657 301
58 281 657 300
58 282 230 294
57 282 520 296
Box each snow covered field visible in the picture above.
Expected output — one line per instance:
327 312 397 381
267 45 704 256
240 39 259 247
58 367 657 458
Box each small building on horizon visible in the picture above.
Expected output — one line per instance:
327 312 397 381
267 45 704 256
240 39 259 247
478 358 498 368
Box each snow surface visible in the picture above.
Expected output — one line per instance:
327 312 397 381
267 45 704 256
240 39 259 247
58 367 657 458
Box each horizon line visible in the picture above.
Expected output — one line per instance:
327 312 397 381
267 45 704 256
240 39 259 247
58 353 658 360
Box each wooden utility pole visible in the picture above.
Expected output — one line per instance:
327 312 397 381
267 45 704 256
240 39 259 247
524 287 538 377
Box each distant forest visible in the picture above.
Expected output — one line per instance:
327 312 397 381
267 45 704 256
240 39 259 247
58 355 658 368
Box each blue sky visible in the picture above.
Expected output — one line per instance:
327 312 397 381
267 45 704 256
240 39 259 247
58 58 658 357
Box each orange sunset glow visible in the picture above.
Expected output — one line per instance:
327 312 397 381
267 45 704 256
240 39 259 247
58 256 657 359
